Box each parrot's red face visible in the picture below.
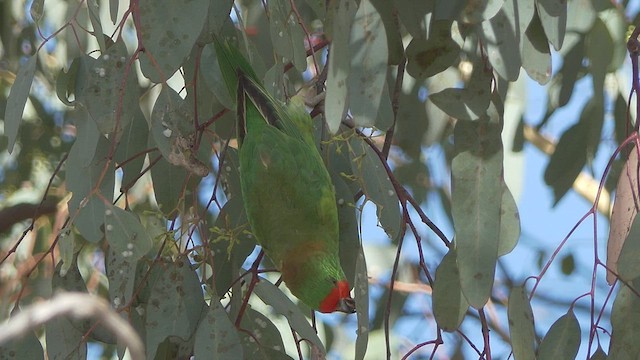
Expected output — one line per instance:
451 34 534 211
318 280 356 313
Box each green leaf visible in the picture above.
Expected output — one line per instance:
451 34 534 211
149 156 188 219
104 205 153 261
348 0 389 129
137 0 209 82
5 55 37 154
114 108 149 190
480 7 521 81
268 0 307 71
543 121 588 204
239 308 287 355
536 0 567 51
354 250 369 360
105 245 136 310
46 261 88 360
394 0 432 38
608 147 639 284
460 0 505 24
194 301 244 359
325 0 357 133
332 173 360 285
87 0 106 52
0 327 44 360
498 184 520 256
349 137 402 241
209 196 255 296
537 310 581 360
508 285 536 360
406 20 460 79
253 280 326 354
428 65 491 121
56 57 81 106
609 282 640 359
73 108 101 167
452 120 502 308
75 39 137 135
433 250 469 331
616 214 640 282
145 258 206 360
66 135 115 242
201 44 234 108
369 0 404 65
522 12 551 85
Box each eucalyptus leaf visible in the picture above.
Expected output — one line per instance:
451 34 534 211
5 55 37 154
508 285 536 360
137 0 209 82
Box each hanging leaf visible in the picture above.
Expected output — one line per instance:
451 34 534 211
480 7 521 81
239 308 287 355
522 12 551 85
354 250 369 360
508 285 536 360
66 135 115 242
194 301 244 359
145 258 206 360
268 0 307 71
608 282 640 358
103 204 153 262
349 137 402 241
5 55 37 154
452 120 502 308
536 0 567 51
543 121 588 204
325 0 357 133
348 0 390 129
74 39 138 136
537 310 581 360
433 250 469 331
429 65 491 121
136 0 210 82
406 21 460 79
253 280 326 354
607 147 639 284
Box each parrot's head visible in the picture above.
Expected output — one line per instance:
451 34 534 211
280 250 356 314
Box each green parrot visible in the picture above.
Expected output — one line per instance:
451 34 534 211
214 40 356 314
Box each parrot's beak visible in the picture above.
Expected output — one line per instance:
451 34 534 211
337 297 356 313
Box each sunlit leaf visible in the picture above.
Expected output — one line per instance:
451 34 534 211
522 12 551 85
536 0 567 50
480 7 521 81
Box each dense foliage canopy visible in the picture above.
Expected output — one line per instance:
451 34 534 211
1 0 639 359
